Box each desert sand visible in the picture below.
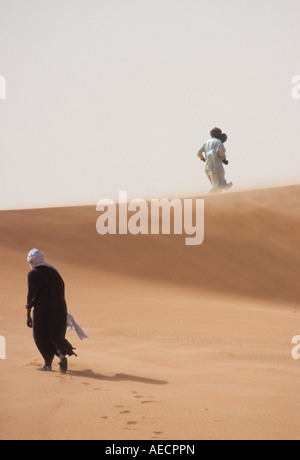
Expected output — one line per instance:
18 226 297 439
0 185 300 440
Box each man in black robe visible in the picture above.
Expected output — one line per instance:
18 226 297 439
26 249 76 373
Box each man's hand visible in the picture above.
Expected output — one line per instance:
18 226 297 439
27 315 33 328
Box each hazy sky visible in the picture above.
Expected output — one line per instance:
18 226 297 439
0 0 299 209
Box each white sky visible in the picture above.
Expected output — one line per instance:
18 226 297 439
0 0 299 209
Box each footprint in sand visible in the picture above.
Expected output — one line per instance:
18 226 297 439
120 410 131 414
152 431 164 439
127 421 139 426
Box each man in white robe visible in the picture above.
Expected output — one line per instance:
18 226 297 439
197 128 233 193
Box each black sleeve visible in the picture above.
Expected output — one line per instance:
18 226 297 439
26 270 38 310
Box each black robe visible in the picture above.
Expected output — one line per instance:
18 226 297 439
26 265 76 366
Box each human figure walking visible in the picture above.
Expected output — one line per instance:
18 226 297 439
26 249 76 373
197 127 233 193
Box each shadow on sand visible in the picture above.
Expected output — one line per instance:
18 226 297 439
68 369 168 386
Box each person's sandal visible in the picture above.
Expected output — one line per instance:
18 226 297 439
37 365 52 372
59 355 68 374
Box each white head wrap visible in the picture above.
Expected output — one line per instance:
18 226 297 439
27 249 57 271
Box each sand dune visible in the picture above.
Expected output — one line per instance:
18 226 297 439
1 185 300 440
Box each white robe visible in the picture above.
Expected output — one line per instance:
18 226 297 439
197 138 228 191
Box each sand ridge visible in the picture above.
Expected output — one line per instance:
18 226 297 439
0 185 300 440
